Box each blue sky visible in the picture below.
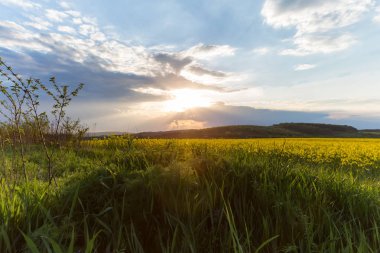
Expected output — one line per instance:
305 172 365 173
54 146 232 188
0 0 380 131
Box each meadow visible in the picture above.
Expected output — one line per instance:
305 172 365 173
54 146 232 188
1 137 380 252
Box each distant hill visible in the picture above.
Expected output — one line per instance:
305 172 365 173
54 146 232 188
360 129 380 136
272 123 358 136
134 123 379 139
86 123 380 139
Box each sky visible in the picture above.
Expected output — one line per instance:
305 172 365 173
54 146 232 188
0 0 380 131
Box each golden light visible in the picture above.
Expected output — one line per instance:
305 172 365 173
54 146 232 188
163 89 212 112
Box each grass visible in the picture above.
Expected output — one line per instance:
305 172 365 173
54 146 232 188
1 137 380 252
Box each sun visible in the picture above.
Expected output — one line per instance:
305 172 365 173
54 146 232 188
163 89 212 112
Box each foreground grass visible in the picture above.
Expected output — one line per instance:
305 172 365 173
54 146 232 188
1 138 380 252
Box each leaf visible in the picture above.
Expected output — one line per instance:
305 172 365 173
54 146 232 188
255 235 279 253
21 231 41 253
46 238 64 253
67 228 75 253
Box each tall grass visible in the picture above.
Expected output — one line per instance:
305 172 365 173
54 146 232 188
1 138 380 252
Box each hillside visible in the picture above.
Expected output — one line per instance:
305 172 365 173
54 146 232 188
134 123 379 139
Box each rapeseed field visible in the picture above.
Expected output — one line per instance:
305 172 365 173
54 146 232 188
2 137 380 252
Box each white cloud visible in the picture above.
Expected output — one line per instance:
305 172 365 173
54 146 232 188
0 17 160 76
0 4 236 87
374 6 380 23
90 32 106 42
45 9 69 22
182 43 236 60
0 21 51 52
281 34 356 56
252 47 270 55
24 16 52 30
43 32 162 76
262 0 373 35
78 24 97 36
78 23 106 41
261 0 373 56
294 64 316 71
0 21 29 37
0 0 40 9
57 26 76 34
72 18 82 25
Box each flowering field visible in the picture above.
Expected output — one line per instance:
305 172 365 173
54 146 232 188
84 137 380 169
2 137 380 252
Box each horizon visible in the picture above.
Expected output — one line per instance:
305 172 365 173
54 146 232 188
1 0 380 131
87 123 379 134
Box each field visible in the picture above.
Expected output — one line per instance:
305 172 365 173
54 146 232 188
2 137 380 252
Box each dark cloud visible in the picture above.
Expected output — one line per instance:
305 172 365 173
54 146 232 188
273 0 326 12
169 103 327 126
136 103 380 132
153 53 192 73
1 49 156 100
0 15 234 109
152 52 230 87
190 44 226 54
0 48 224 104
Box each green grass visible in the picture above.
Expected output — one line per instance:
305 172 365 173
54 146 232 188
1 138 380 252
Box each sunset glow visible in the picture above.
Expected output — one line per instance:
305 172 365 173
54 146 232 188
163 89 213 112
0 0 379 131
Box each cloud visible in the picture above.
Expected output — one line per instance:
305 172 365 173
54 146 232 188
0 21 51 52
261 0 373 55
135 103 380 132
180 64 241 85
262 0 373 34
374 6 380 23
252 47 270 55
281 33 356 56
0 0 40 9
78 24 97 36
24 16 52 30
0 47 226 108
72 101 380 132
1 2 239 93
0 16 163 76
45 9 69 22
153 43 242 85
170 103 327 127
185 65 227 78
151 48 241 86
57 26 76 34
1 0 378 132
182 43 236 60
294 64 316 71
66 98 380 131
375 16 380 24
66 10 81 18
132 87 170 97
153 53 192 74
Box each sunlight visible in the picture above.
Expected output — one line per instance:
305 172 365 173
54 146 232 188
163 89 213 112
